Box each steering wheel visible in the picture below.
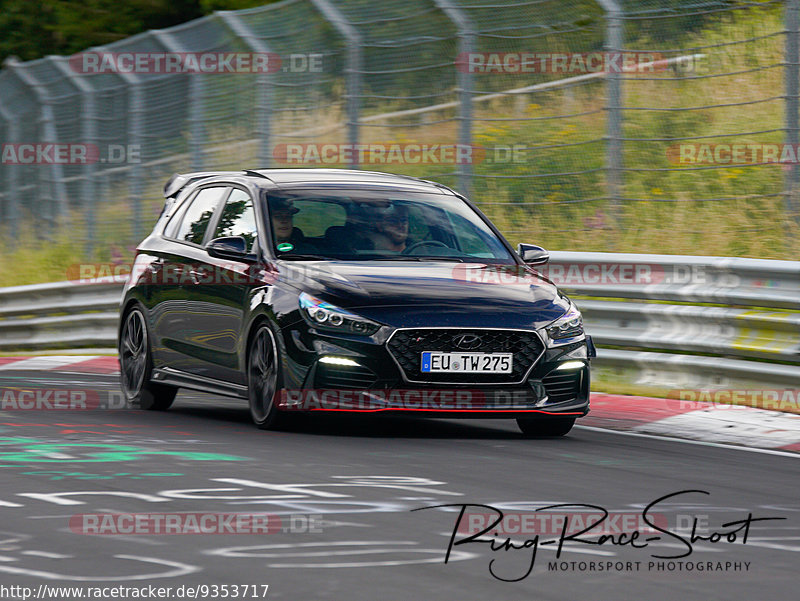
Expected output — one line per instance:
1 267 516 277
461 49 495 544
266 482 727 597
402 240 450 255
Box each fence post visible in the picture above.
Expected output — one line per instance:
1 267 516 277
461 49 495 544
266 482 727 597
786 0 800 224
598 0 624 229
0 77 19 241
103 48 145 241
130 84 144 241
153 30 206 171
50 56 98 258
4 58 69 232
217 11 274 168
434 0 475 198
311 0 362 169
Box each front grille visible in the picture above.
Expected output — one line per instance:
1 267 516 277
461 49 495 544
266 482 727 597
542 369 583 404
314 363 377 389
387 328 544 384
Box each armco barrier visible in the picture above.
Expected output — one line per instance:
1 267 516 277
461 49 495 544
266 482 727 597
0 253 797 393
546 252 799 394
0 276 124 351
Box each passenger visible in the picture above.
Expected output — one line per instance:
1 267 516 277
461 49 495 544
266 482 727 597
324 203 376 254
370 204 410 252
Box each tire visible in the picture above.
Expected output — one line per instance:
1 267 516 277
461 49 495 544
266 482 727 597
247 323 286 430
119 307 177 411
516 416 575 437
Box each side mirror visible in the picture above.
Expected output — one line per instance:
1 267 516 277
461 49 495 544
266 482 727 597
517 243 549 265
206 236 256 262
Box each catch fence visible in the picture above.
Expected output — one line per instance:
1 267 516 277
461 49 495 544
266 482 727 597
0 0 797 262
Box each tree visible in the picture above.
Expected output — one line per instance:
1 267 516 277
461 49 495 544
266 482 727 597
0 0 275 64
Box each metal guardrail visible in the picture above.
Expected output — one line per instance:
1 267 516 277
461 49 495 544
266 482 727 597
545 252 800 393
545 252 800 309
0 252 797 393
0 277 124 351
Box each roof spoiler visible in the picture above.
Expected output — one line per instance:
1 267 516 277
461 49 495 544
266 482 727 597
163 172 236 198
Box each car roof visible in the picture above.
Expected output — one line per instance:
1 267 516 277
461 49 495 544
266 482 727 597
165 168 456 198
253 168 445 189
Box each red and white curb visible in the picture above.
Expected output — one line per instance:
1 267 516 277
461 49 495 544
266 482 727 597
0 357 798 452
583 393 800 452
0 356 119 374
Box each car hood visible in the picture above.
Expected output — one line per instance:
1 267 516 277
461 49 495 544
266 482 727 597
279 260 570 329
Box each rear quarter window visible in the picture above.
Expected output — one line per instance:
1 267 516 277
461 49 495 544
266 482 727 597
166 186 229 245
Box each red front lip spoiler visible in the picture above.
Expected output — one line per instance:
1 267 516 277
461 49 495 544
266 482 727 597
284 407 586 415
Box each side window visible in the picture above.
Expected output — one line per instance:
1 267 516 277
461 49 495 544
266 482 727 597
164 195 191 238
174 187 229 245
213 188 258 250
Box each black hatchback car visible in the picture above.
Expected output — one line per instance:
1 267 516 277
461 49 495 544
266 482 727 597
119 169 594 436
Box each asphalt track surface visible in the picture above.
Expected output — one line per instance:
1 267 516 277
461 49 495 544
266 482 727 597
0 369 798 601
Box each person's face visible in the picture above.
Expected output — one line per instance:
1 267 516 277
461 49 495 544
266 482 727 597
381 212 408 244
272 211 294 241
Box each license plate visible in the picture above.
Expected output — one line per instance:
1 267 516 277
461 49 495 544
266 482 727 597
420 352 513 373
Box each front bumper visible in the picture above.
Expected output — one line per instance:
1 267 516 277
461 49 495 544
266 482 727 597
277 322 591 418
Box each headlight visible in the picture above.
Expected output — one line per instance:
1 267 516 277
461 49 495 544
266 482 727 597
545 304 583 341
299 292 381 335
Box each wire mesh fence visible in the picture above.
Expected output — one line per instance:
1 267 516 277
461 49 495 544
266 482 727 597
0 0 798 282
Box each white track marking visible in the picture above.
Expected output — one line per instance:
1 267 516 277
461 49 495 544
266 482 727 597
0 555 199 580
214 479 348 498
21 550 71 558
17 491 172 505
207 540 476 568
575 425 800 458
635 407 800 449
207 540 420 557
741 541 800 552
0 357 96 371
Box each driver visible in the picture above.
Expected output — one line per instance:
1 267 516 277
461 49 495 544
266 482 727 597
370 204 410 252
269 196 307 249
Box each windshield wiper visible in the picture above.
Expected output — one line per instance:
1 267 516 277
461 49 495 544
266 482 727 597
415 256 464 263
279 254 466 262
277 253 328 261
369 256 424 261
370 255 465 262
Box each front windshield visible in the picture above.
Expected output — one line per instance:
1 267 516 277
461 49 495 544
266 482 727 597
265 188 516 264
